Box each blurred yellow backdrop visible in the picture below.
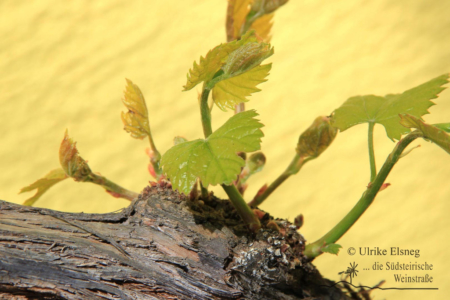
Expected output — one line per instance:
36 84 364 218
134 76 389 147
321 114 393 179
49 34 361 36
1 0 450 298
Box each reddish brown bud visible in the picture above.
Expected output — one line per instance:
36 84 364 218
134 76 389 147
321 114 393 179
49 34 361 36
253 208 267 220
294 214 304 229
255 184 268 197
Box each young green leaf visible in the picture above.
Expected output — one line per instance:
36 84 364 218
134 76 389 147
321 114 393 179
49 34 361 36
184 31 273 111
212 64 271 110
321 243 342 255
221 42 272 78
20 169 68 206
250 13 274 42
400 114 450 154
60 130 92 181
161 110 264 195
183 31 259 91
226 0 252 42
244 0 288 42
121 78 151 139
332 74 449 140
226 0 286 43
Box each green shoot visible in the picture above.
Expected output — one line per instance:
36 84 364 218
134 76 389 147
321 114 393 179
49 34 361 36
305 74 449 259
304 130 423 259
250 116 337 207
121 79 162 180
19 131 139 207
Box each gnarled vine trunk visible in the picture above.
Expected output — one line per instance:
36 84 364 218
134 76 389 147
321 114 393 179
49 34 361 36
0 184 361 299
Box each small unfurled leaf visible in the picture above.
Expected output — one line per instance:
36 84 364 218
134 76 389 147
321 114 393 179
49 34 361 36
212 64 271 111
186 31 273 110
400 114 450 154
161 110 264 195
121 78 151 139
226 0 286 42
332 74 449 140
184 31 259 91
20 169 68 206
321 243 342 255
297 116 338 158
251 13 274 42
60 130 92 181
226 0 253 41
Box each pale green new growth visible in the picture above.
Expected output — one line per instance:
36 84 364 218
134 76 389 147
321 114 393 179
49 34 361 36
183 31 259 91
400 114 450 154
161 110 264 195
332 74 449 140
434 123 450 133
184 30 273 111
20 168 68 206
321 243 342 255
212 64 271 110
121 79 151 139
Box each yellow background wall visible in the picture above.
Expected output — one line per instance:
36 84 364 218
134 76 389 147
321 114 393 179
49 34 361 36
1 1 449 298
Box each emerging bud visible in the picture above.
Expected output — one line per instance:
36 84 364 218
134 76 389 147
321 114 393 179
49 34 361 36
146 147 164 180
189 180 199 201
240 152 266 184
251 0 289 15
59 130 92 181
255 184 268 198
173 136 188 146
222 42 274 77
253 208 267 220
367 182 391 192
294 214 304 229
296 116 338 158
247 152 266 174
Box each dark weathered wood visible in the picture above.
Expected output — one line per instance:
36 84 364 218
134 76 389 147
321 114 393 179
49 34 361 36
0 183 353 299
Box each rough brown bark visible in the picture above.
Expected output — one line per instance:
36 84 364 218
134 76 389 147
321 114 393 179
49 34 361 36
0 183 359 299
